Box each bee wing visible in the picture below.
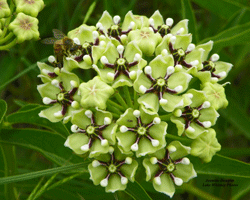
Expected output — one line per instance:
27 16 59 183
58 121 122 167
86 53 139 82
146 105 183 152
53 29 66 40
41 37 57 44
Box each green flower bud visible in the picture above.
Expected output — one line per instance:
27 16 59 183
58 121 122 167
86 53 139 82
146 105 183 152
79 76 114 109
191 128 221 162
8 12 39 43
14 0 44 17
0 0 11 18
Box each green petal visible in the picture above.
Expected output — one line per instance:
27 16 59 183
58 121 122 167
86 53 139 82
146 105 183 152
214 61 233 80
173 34 192 51
102 123 117 145
173 163 197 182
116 131 136 153
168 141 190 160
142 158 160 181
167 72 192 93
171 19 189 35
89 139 110 158
124 41 142 62
63 58 80 71
88 164 108 185
133 70 152 93
37 62 54 82
58 69 80 91
112 74 133 88
37 82 60 99
71 109 91 129
15 0 44 17
185 122 207 139
185 48 204 71
138 93 159 114
38 104 63 123
195 40 213 61
149 55 168 79
120 160 138 182
136 137 163 157
117 108 137 127
103 42 119 63
106 174 127 193
65 133 89 154
162 93 190 113
97 11 114 30
170 116 185 136
199 107 219 125
150 10 164 28
187 89 206 107
140 108 158 125
191 128 221 162
153 173 175 198
148 122 168 141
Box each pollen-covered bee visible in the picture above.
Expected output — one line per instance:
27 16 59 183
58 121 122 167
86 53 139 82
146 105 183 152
42 29 82 68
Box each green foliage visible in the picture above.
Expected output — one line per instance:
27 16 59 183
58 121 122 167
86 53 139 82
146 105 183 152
0 0 250 199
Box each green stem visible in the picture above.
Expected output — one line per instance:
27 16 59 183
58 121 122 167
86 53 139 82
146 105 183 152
27 177 45 200
106 103 122 115
123 86 133 108
110 112 120 119
159 113 172 121
0 32 14 44
114 91 128 109
181 184 223 200
165 134 191 144
0 38 17 51
133 90 139 109
0 1 15 39
107 99 125 112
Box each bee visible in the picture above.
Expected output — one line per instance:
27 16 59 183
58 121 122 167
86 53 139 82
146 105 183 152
42 29 82 68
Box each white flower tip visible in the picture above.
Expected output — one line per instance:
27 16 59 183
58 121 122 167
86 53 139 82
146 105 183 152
211 53 220 62
144 66 152 75
181 157 190 165
71 101 79 109
101 139 109 146
120 125 128 133
125 157 132 164
64 138 69 147
117 45 124 55
54 111 63 118
121 177 128 185
190 60 199 66
100 178 108 187
107 72 115 81
100 40 106 47
104 117 111 125
218 71 227 78
85 110 93 118
202 101 211 109
139 85 147 94
185 93 193 99
113 15 121 24
83 55 92 64
92 160 101 167
80 144 89 151
177 27 184 34
153 117 161 124
73 37 80 45
133 110 140 117
108 146 114 154
129 21 135 29
154 176 162 185
175 64 183 71
41 69 51 75
174 177 183 186
92 30 99 39
51 79 59 87
167 66 175 75
54 67 60 75
170 36 176 44
159 98 168 105
133 53 141 62
151 139 160 147
96 22 103 29
150 157 158 165
129 71 137 80
71 124 78 133
48 55 56 63
70 80 78 88
166 18 174 26
168 145 177 153
120 34 127 41
187 43 195 52
63 115 71 124
149 18 154 26
43 97 53 105
202 121 212 128
174 85 183 93
211 77 218 83
149 27 154 32
174 109 182 117
131 143 138 151
161 49 168 56
186 126 195 133
101 56 109 65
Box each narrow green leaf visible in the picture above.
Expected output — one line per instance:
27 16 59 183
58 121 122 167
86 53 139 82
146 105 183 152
83 0 97 24
192 154 250 178
199 21 250 49
181 0 199 43
191 0 250 19
7 105 70 138
0 129 82 165
125 181 153 200
232 178 250 200
0 162 88 185
0 99 7 125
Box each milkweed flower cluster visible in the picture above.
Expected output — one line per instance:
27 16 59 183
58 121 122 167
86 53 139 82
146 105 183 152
37 10 232 197
0 0 44 50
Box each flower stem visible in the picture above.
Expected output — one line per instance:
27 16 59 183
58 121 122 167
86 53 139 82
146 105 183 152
181 183 223 200
133 90 139 109
107 99 125 112
0 38 17 51
123 86 133 108
0 32 14 44
114 91 128 109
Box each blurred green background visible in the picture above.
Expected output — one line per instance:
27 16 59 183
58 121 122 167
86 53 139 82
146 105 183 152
0 0 250 199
